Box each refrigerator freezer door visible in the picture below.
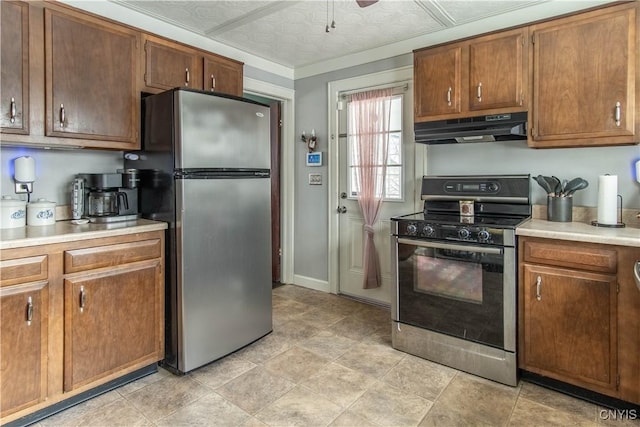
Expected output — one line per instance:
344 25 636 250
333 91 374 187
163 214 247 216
175 176 272 372
175 90 271 170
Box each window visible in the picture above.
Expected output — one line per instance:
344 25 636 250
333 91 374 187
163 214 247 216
347 94 403 201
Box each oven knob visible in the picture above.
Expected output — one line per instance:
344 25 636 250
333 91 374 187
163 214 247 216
422 225 435 237
458 228 470 239
406 223 418 235
478 230 491 241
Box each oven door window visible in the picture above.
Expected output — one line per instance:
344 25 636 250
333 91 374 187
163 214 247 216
397 239 505 349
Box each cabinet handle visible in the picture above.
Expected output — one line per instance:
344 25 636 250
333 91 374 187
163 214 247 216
79 285 86 312
614 101 621 126
26 296 33 326
10 97 16 123
211 74 216 91
185 68 190 86
447 87 452 106
476 82 482 102
59 104 65 128
535 275 542 301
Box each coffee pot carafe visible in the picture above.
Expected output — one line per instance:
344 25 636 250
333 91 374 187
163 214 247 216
87 190 129 217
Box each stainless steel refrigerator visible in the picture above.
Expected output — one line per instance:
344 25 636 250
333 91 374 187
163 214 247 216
126 88 272 374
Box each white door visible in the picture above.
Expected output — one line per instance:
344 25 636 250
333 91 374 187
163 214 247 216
337 83 418 305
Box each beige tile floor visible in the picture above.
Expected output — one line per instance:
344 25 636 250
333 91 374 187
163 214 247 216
34 284 637 427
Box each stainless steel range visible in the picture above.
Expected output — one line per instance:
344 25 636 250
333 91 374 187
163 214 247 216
391 174 531 386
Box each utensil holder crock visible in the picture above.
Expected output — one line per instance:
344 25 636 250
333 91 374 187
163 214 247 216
547 196 572 222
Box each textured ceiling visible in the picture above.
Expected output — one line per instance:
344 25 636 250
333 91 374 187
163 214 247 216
113 0 576 69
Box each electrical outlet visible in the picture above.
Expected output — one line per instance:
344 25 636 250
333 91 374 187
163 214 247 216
309 173 322 185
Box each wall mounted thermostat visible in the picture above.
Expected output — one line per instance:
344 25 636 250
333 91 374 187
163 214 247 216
306 152 322 167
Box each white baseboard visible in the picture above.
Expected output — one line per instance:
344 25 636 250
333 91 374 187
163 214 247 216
291 275 330 293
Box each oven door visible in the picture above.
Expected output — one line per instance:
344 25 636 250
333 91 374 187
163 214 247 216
393 237 515 352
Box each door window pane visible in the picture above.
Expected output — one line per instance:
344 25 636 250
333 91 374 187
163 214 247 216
347 95 403 201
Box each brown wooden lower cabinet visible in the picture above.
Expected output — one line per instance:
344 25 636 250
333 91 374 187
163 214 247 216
0 230 165 424
64 260 162 391
0 281 48 418
521 263 617 393
518 237 640 404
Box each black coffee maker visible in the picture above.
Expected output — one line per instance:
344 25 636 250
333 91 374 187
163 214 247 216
74 171 139 222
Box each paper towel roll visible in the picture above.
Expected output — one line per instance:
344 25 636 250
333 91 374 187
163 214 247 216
597 174 618 225
14 156 35 182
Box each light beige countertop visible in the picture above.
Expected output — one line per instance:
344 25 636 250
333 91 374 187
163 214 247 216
0 219 167 250
517 205 640 247
517 218 640 247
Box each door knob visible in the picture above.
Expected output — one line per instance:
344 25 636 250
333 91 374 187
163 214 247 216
340 192 348 199
337 206 347 213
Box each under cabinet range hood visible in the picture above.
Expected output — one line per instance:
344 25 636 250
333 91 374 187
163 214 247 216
414 112 528 144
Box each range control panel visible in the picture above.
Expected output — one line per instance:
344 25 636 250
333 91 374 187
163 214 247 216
443 181 500 194
421 174 530 203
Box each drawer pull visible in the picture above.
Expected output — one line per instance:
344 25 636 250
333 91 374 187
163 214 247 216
211 74 216 91
535 275 542 301
10 97 16 123
185 68 190 86
476 82 482 102
446 87 452 106
26 296 33 325
60 103 66 128
614 101 621 126
79 285 86 312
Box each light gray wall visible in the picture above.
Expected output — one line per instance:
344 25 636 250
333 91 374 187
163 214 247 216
426 142 640 209
245 65 294 90
0 146 124 206
293 54 413 281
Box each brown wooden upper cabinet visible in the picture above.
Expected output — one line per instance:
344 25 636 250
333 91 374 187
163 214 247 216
1 1 29 135
142 34 244 97
142 35 202 92
44 6 140 147
414 27 528 122
414 44 463 118
203 54 244 97
529 3 638 148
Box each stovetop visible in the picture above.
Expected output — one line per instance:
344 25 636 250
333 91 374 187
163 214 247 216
395 212 529 228
391 175 532 246
391 212 529 246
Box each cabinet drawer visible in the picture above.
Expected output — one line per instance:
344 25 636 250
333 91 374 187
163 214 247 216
64 239 161 273
0 256 48 287
522 240 617 273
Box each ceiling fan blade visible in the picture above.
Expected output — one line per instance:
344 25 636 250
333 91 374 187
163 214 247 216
356 0 379 7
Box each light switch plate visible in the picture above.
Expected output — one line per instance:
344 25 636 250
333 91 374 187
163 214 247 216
309 173 322 185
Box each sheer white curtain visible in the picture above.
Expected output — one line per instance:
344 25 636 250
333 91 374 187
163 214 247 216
349 88 393 289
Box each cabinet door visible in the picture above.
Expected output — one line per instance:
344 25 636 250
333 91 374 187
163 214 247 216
469 28 527 111
0 282 48 418
63 260 162 391
1 0 29 134
203 55 243 96
44 8 139 145
521 263 618 393
531 5 636 146
143 37 201 91
414 45 463 120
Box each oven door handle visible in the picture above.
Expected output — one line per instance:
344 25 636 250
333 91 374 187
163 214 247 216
397 238 503 255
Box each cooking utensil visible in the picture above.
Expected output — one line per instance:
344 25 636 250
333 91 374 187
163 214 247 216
542 176 559 196
564 178 589 196
551 176 562 196
534 175 553 194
